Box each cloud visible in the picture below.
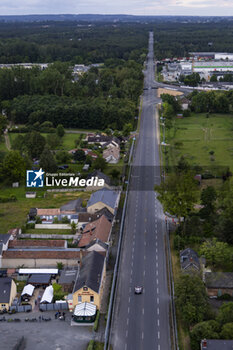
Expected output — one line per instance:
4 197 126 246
0 0 233 15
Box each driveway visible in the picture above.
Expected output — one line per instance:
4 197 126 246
1 311 94 350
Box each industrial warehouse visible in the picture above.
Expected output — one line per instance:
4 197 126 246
161 52 233 82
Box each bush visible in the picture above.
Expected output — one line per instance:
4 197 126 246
87 340 95 350
0 195 17 203
26 222 35 229
93 310 100 332
173 234 185 251
217 294 232 301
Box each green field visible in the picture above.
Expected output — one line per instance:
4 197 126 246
165 113 233 171
0 187 90 233
9 132 82 151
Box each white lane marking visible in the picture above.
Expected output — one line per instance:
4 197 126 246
130 270 133 276
158 331 160 339
132 247 134 253
156 270 159 276
156 262 158 268
157 307 159 315
157 287 159 294
156 241 158 247
129 297 131 303
125 344 127 350
156 235 158 240
130 277 132 283
143 270 146 277
144 254 146 260
128 307 130 314
158 345 161 350
127 318 129 326
133 240 135 246
144 241 146 246
158 319 160 327
156 278 159 285
142 332 144 340
126 330 128 338
156 248 158 253
157 297 159 304
129 287 132 293
156 255 158 261
142 308 144 315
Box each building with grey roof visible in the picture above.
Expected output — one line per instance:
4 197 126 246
87 188 120 215
201 339 233 350
72 251 106 309
205 272 233 297
180 248 200 273
0 277 17 311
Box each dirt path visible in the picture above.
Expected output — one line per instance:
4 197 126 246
4 131 11 150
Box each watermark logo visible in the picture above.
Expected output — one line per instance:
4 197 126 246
26 168 44 188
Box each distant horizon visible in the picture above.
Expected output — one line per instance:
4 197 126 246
1 13 233 17
1 0 233 17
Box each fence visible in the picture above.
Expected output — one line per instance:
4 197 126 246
9 305 32 313
39 302 69 312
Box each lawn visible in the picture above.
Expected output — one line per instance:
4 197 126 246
165 113 233 172
0 135 8 152
0 187 90 233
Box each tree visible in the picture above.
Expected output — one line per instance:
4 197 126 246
70 221 77 234
217 302 233 326
46 134 61 149
190 321 219 350
200 239 232 269
2 151 26 183
175 274 210 328
199 186 217 221
0 115 7 135
39 145 57 172
122 123 133 137
93 157 107 171
26 131 46 159
155 172 198 224
56 150 70 164
210 75 218 82
56 262 64 270
73 149 86 162
220 323 233 339
56 124 65 138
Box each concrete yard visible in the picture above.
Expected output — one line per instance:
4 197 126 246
1 311 94 350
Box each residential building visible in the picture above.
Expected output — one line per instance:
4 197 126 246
205 272 233 297
201 339 233 350
78 215 112 248
78 207 114 224
0 277 17 311
103 146 120 164
180 248 200 273
86 170 112 190
72 251 106 309
85 239 108 253
87 188 120 215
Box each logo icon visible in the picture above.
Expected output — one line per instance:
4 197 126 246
26 168 44 188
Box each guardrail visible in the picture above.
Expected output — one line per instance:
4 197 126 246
104 139 135 350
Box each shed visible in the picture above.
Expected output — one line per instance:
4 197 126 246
28 274 52 286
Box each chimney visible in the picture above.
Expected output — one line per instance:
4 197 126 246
202 339 207 349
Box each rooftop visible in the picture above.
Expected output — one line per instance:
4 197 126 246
205 272 233 289
73 251 105 294
60 198 83 212
59 269 78 285
78 215 112 248
87 188 119 210
0 234 11 245
0 277 12 303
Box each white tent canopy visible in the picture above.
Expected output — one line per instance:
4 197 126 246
21 284 35 297
74 302 96 317
40 285 54 303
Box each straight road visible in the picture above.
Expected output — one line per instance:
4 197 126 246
110 32 171 350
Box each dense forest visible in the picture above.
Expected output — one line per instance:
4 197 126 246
153 20 233 59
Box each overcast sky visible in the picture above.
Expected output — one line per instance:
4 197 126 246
1 0 233 16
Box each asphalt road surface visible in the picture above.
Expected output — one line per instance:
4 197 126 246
110 32 171 350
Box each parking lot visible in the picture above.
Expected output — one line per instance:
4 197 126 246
1 311 94 350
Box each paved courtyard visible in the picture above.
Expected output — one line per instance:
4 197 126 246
1 311 94 350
